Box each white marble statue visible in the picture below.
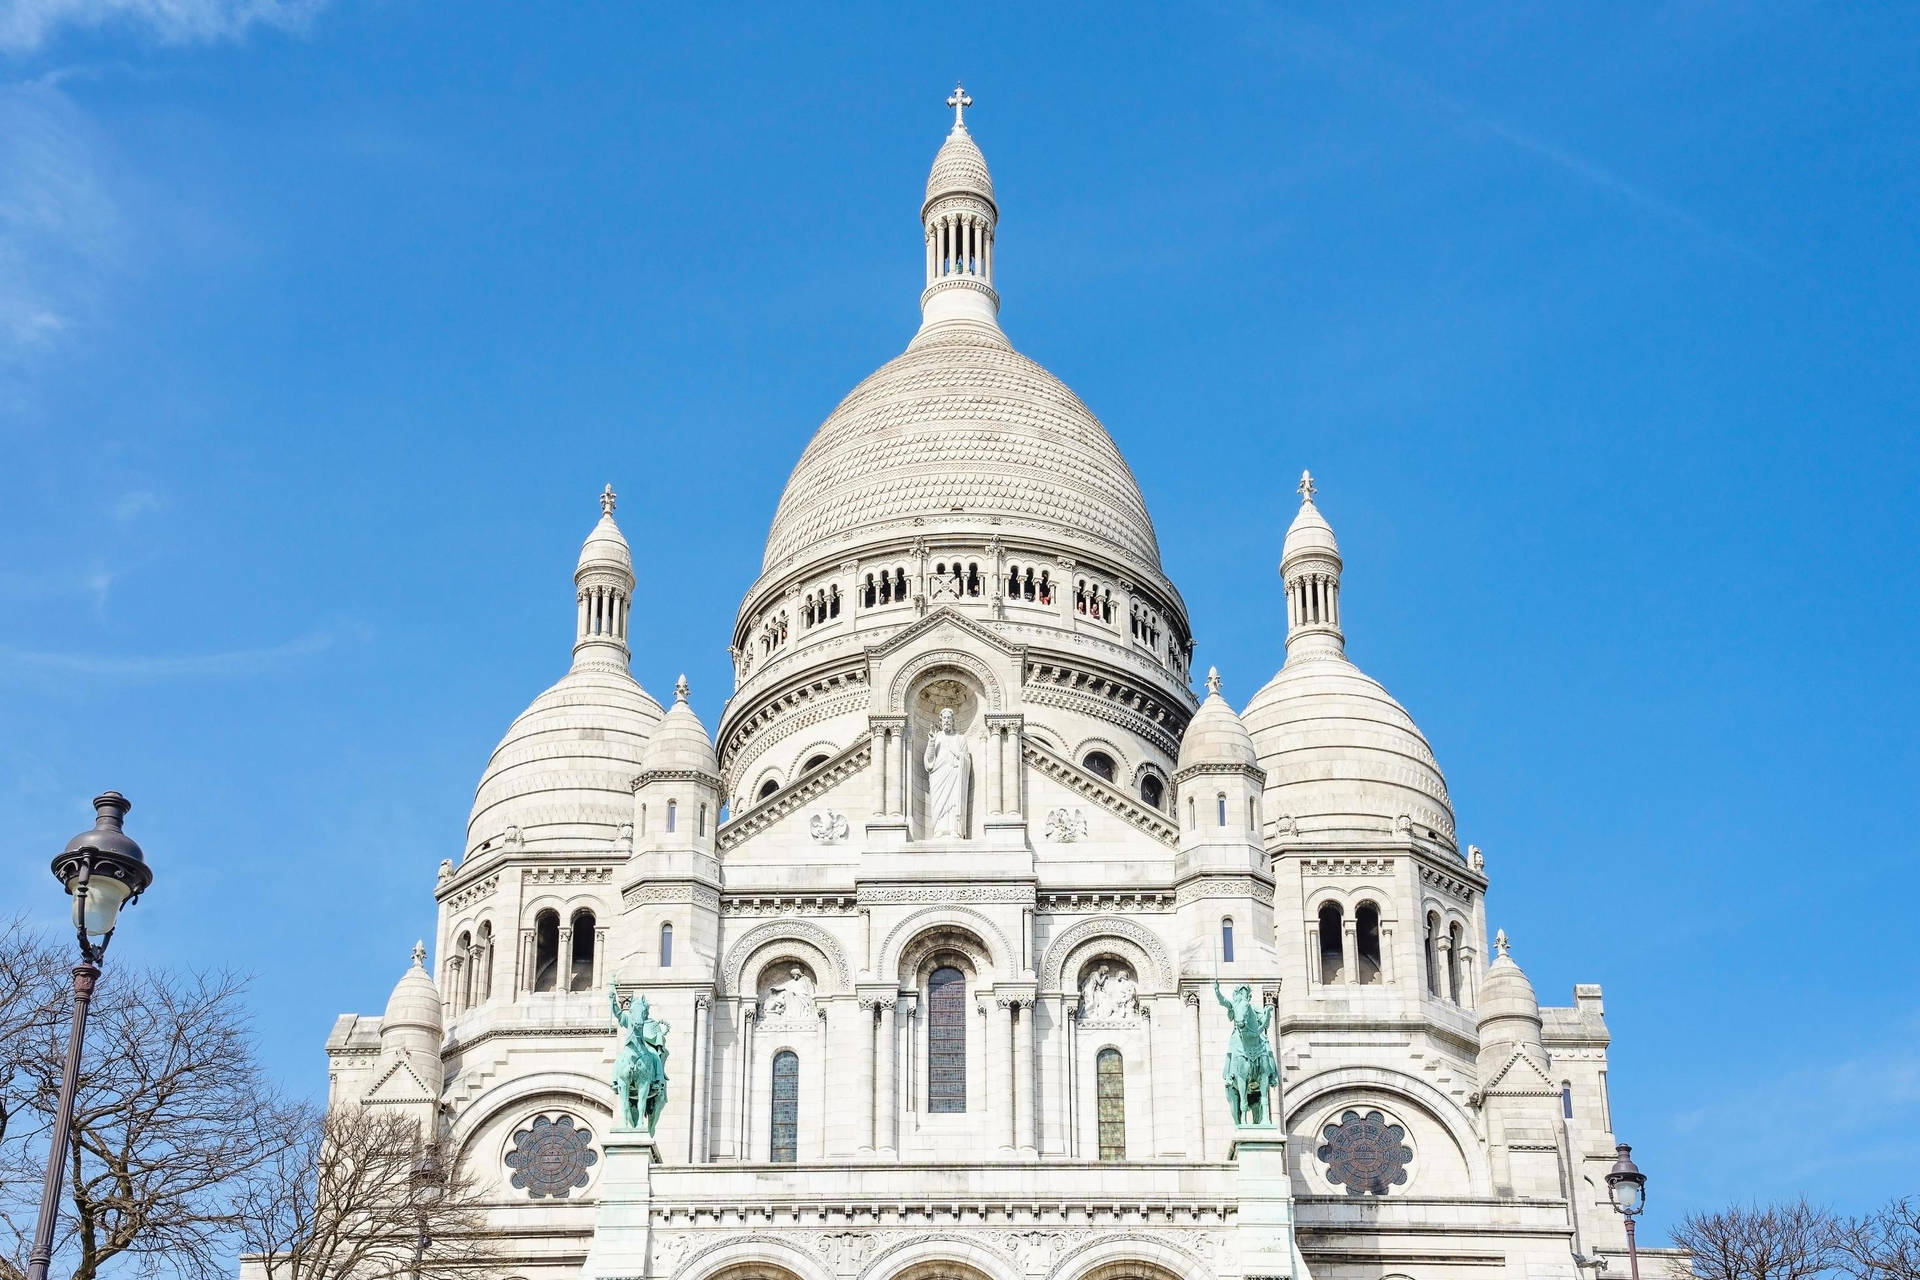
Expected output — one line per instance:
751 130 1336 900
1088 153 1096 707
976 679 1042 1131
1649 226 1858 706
923 707 969 838
764 965 815 1021
1081 963 1139 1021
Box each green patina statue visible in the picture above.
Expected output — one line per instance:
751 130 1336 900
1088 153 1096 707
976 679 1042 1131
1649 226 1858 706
609 979 670 1134
1215 980 1280 1127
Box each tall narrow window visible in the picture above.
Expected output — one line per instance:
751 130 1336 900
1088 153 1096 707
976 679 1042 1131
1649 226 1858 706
455 931 473 1011
1221 917 1235 963
659 922 674 968
1424 912 1441 996
533 910 559 993
1318 902 1345 984
569 909 596 992
770 1050 799 1163
1139 774 1164 810
1186 797 1195 830
475 921 493 1003
1096 1047 1126 1161
1217 793 1228 826
927 966 967 1114
1356 903 1383 985
1562 1082 1574 1119
666 799 677 832
697 804 707 836
1448 921 1465 1002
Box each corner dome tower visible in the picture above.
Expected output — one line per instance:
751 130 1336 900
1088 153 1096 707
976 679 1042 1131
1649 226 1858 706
466 487 663 858
1242 473 1456 847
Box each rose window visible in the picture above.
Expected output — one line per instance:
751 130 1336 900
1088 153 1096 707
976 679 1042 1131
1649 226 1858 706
505 1114 598 1199
1317 1108 1412 1196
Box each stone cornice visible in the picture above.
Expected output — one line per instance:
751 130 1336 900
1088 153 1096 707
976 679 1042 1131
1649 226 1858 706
718 735 872 852
1022 736 1179 847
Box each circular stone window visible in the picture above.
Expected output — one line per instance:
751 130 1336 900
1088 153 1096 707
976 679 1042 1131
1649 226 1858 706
505 1113 598 1199
1317 1108 1413 1196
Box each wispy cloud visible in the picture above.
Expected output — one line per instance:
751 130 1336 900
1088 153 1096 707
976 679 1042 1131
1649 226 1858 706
0 79 120 358
111 488 163 521
0 0 326 54
1254 11 1765 264
0 627 346 684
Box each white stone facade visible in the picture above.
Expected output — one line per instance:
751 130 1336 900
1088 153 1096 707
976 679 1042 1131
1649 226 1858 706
322 89 1655 1280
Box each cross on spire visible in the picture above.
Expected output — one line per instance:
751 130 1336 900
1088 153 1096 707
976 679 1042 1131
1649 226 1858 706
412 939 426 967
601 484 617 517
1494 928 1510 958
947 83 972 128
1297 469 1316 503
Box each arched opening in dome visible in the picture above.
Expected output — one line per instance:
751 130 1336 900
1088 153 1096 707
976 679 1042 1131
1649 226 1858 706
1356 902 1383 985
1082 751 1115 783
802 753 831 774
1138 773 1164 810
569 909 596 992
1448 921 1466 1003
533 910 560 993
1424 911 1442 997
1318 902 1345 984
758 778 780 801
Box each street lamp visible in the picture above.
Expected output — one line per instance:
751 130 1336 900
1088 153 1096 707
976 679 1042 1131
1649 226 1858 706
409 1144 445 1277
25 792 153 1280
1605 1142 1649 1280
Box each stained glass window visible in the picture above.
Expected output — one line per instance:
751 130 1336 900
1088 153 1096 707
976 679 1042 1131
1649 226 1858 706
1317 1108 1413 1196
770 1050 799 1162
927 966 966 1113
1096 1047 1126 1161
504 1114 597 1199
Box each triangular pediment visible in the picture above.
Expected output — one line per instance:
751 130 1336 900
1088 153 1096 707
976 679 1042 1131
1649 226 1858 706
718 733 873 852
1024 735 1180 848
363 1056 434 1105
1480 1046 1558 1096
868 606 1026 663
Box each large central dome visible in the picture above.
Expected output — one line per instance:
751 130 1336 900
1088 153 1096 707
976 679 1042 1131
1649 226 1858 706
761 320 1162 574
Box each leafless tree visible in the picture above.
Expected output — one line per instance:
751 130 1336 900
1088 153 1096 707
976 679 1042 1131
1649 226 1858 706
0 918 69 1272
0 955 296 1280
1832 1199 1920 1280
1670 1199 1839 1280
235 1105 501 1280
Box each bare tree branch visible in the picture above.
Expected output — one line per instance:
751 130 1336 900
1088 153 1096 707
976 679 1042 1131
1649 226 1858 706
1832 1198 1920 1280
1670 1199 1839 1280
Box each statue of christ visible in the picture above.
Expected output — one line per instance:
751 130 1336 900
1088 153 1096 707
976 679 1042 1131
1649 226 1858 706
923 707 970 838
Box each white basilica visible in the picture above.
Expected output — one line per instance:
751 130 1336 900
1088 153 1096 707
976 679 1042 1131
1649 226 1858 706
322 91 1648 1280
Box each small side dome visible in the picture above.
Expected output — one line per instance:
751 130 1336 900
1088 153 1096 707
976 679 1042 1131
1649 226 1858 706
1175 668 1259 776
381 941 443 1057
1476 930 1544 1051
577 484 633 575
640 675 720 780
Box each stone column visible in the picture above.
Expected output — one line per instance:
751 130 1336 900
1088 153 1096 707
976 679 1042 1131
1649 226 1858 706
1186 989 1208 1158
736 1006 754 1161
983 994 1013 1150
1305 920 1322 987
876 996 899 1153
1459 946 1478 1010
1437 934 1455 1004
690 996 710 1163
1381 920 1397 984
1342 915 1359 986
855 998 877 1152
866 715 908 848
1013 998 1036 1154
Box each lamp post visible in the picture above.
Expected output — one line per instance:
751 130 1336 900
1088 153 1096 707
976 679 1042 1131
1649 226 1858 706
25 792 154 1280
409 1144 444 1278
1605 1142 1648 1280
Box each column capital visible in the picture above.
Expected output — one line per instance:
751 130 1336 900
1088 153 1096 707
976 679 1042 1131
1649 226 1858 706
990 981 1038 1010
856 982 900 1011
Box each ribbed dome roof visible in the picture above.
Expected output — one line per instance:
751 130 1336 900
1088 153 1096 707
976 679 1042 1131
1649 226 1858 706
381 941 442 1053
761 321 1161 573
1176 669 1259 775
578 491 632 574
1477 931 1544 1050
640 676 719 779
1242 652 1454 840
466 664 662 856
925 125 994 208
1283 478 1339 562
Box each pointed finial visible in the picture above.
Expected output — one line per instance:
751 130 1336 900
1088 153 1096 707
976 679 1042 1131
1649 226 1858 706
674 673 689 704
601 484 617 517
1494 928 1510 958
1206 666 1221 697
947 83 972 128
1297 469 1316 503
412 939 427 967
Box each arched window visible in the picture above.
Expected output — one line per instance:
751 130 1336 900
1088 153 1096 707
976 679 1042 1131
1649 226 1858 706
1037 571 1052 604
659 922 673 968
1221 917 1235 964
455 930 473 1011
533 910 560 993
666 799 678 831
802 753 831 774
1216 793 1228 826
697 803 707 836
1139 773 1164 810
1562 1082 1574 1119
829 585 840 617
1249 796 1258 830
569 909 596 992
864 573 877 607
770 1050 800 1163
1096 1047 1126 1161
1318 902 1345 984
1082 751 1116 782
893 568 907 600
1356 902 1383 985
965 562 981 596
474 921 493 1003
927 966 967 1113
1424 912 1441 996
1448 921 1466 1002
758 778 779 801
1186 797 1195 830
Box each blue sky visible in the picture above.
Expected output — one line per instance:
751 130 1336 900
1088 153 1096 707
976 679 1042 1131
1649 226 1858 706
3 1 1917 1237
